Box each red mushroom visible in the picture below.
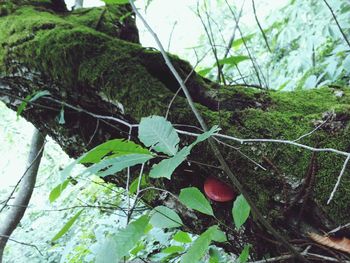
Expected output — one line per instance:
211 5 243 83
204 177 235 202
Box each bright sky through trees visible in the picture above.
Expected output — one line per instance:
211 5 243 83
65 0 288 57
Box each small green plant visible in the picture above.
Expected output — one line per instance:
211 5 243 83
49 115 251 262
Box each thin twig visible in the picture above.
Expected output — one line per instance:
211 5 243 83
215 133 350 157
323 0 350 49
165 48 211 119
327 222 350 235
293 113 332 142
217 0 245 84
167 21 177 52
327 154 350 204
247 254 293 263
126 126 133 224
224 0 265 88
128 1 307 261
251 0 271 52
196 2 226 84
0 235 43 256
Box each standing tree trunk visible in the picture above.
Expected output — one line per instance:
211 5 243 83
0 129 45 263
0 0 350 258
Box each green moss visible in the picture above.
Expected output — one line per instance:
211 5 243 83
1 4 350 225
215 86 350 223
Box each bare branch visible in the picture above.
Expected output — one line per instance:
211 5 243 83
323 0 350 49
251 0 271 52
327 154 350 204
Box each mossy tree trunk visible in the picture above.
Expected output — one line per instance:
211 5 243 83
1 0 350 257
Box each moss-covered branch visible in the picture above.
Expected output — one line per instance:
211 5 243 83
1 1 350 256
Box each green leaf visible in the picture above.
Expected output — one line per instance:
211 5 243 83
232 195 251 229
211 228 227 242
94 238 118 263
150 206 183 228
173 231 192 243
231 33 255 49
138 115 180 156
149 126 219 179
113 215 150 260
129 174 147 194
162 245 184 254
197 67 212 77
102 0 129 4
149 147 190 179
180 225 226 263
130 241 145 256
82 154 153 177
192 125 220 145
17 90 50 118
80 139 151 164
217 55 249 67
17 94 32 119
179 187 213 216
52 209 83 242
209 247 222 263
49 179 69 203
237 245 250 263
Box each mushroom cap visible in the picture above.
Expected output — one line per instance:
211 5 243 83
204 177 235 202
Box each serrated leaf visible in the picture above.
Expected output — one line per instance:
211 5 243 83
82 154 153 177
102 0 129 4
192 125 220 145
232 195 251 229
180 226 226 263
173 231 192 243
149 126 220 180
92 216 149 263
150 206 183 228
52 209 83 242
80 139 151 164
49 179 69 203
179 187 213 216
113 215 150 260
95 215 149 262
149 147 190 179
138 116 179 156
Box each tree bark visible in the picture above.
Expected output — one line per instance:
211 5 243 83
0 0 350 257
0 129 45 262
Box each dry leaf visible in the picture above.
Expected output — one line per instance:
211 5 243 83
309 232 350 253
